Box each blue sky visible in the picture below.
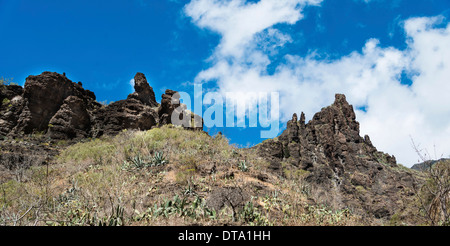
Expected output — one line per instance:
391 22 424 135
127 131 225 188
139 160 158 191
1 0 450 166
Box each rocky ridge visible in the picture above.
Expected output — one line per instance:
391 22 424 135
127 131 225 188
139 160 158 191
256 94 417 221
0 71 202 140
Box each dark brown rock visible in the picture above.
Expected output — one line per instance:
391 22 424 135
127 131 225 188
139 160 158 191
0 84 23 101
0 71 204 140
286 113 299 143
256 93 417 220
157 89 203 131
0 85 25 137
47 96 92 139
127 72 158 107
256 139 285 174
91 98 159 137
158 89 181 125
10 72 96 135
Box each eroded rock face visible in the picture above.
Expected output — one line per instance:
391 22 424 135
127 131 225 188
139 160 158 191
91 98 159 137
1 72 96 137
127 72 158 107
0 85 24 137
0 84 23 101
16 72 96 134
158 89 181 125
256 94 415 220
47 96 92 139
0 71 204 140
157 89 203 131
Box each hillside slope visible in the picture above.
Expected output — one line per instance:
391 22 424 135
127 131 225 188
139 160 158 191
1 125 423 226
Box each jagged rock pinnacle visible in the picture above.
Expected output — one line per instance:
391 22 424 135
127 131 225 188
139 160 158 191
334 93 347 104
256 92 403 220
128 72 158 107
299 112 306 127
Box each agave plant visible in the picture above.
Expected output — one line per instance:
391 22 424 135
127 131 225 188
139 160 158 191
97 205 125 226
128 153 151 169
123 151 167 170
238 160 249 172
151 151 168 166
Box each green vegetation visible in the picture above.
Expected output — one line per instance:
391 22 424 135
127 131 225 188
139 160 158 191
240 198 271 226
0 125 395 226
238 160 249 172
122 151 168 170
1 98 10 107
0 77 17 87
133 194 215 222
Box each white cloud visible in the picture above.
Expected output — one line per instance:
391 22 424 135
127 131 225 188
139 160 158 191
185 0 450 167
185 0 322 59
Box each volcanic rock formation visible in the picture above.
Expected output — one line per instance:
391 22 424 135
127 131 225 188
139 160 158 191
157 89 203 131
0 71 203 140
256 94 416 220
127 72 158 107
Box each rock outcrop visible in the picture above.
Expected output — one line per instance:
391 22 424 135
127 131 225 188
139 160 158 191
157 89 203 131
1 72 99 138
256 94 416 221
0 84 24 135
0 71 203 140
47 96 93 139
91 98 159 138
158 89 179 126
127 72 158 107
19 72 97 134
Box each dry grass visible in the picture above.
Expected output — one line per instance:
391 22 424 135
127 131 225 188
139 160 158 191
1 125 367 226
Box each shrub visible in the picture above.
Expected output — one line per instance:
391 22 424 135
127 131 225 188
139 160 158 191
417 160 450 226
0 77 17 86
240 198 271 226
2 98 11 106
